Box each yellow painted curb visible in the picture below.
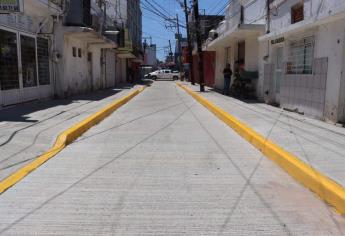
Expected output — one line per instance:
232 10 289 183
177 83 345 214
0 86 145 194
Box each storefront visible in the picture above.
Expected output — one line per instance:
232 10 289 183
0 26 51 106
261 30 330 120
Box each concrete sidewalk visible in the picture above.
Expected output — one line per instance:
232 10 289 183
181 82 345 188
0 85 140 181
0 81 344 235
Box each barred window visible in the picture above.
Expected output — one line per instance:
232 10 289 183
286 37 314 74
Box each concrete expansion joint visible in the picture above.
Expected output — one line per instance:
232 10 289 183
0 86 146 194
177 83 345 215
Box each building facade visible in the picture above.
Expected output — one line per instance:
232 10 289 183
144 43 157 67
0 0 142 108
111 0 143 83
205 0 266 90
204 0 345 123
0 0 60 106
259 0 345 122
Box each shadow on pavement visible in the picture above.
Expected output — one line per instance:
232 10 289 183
0 84 136 123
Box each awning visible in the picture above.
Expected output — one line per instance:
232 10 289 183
205 24 265 50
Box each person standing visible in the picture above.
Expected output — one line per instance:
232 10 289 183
223 63 232 95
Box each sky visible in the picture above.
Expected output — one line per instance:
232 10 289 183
141 0 229 61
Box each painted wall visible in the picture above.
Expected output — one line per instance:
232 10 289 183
63 36 90 96
314 21 345 121
242 0 267 25
259 14 345 122
270 0 345 32
145 45 157 66
89 46 102 91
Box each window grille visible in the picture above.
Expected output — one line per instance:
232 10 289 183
286 37 314 74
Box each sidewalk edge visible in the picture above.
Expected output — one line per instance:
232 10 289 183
0 86 145 194
177 83 345 214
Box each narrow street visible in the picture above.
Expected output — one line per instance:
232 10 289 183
0 81 344 235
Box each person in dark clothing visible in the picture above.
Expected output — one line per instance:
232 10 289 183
223 63 233 95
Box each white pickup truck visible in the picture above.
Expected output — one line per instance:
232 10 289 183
148 69 180 81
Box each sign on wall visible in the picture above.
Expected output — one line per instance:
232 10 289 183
0 0 20 13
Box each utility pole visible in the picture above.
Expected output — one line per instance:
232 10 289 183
176 14 184 79
183 0 195 85
192 0 205 92
266 0 271 34
168 40 173 63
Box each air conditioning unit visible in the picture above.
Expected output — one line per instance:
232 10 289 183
64 0 91 27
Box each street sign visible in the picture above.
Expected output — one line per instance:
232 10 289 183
0 0 20 13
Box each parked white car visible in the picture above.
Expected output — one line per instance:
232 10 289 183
147 69 179 81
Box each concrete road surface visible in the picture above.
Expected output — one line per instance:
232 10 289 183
0 81 344 235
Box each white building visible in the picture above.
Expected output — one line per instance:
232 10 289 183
109 0 143 83
0 0 120 106
54 0 118 97
205 0 266 90
0 0 60 106
258 0 345 123
144 44 157 67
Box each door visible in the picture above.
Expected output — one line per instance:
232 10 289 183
105 50 116 88
87 52 93 90
274 47 283 104
164 70 171 79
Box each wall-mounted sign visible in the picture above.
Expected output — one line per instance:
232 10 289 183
271 37 285 45
0 0 20 13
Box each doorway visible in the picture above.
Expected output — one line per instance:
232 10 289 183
238 41 245 68
274 47 283 104
87 52 93 91
341 30 345 122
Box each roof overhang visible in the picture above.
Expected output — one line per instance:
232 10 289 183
64 27 117 48
131 58 144 63
206 24 265 50
117 51 136 59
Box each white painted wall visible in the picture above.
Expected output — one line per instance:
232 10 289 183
270 0 345 32
257 0 345 122
63 36 90 96
257 40 269 100
242 0 266 25
214 48 226 90
314 20 345 121
145 45 157 66
89 46 102 90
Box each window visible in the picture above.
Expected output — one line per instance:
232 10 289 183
72 47 76 57
286 37 314 74
37 38 50 85
0 29 19 90
20 35 37 87
291 3 304 24
78 48 82 58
